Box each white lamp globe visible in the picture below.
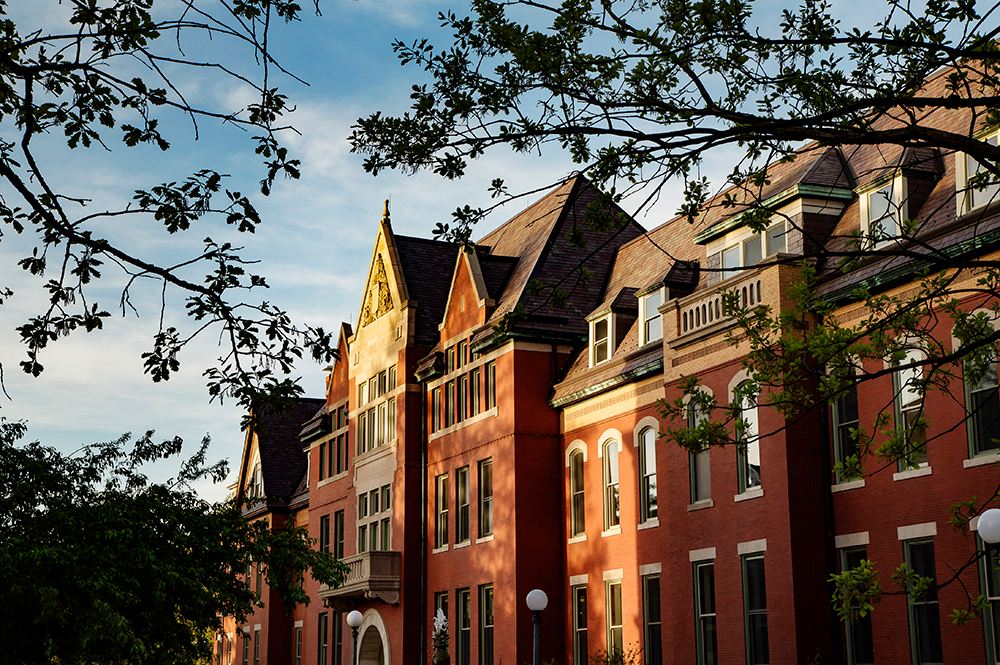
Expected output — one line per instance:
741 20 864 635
979 509 1000 544
526 589 548 612
347 610 364 628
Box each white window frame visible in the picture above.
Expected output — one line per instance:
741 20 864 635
891 345 928 471
640 288 664 346
590 315 613 367
719 222 788 282
602 439 621 531
860 174 907 248
956 129 1000 213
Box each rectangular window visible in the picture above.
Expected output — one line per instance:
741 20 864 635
357 524 368 553
894 348 927 469
358 382 366 406
387 397 396 441
255 561 262 597
480 584 494 665
458 374 468 423
458 340 468 369
447 346 456 374
242 632 249 665
743 234 762 267
743 555 769 665
458 588 472 665
320 514 330 553
319 442 328 481
381 517 391 550
833 381 861 482
435 591 450 623
603 440 620 530
904 539 942 664
369 376 378 402
979 536 1000 664
721 245 740 281
358 412 368 455
470 368 481 416
643 575 662 665
964 133 1000 211
694 561 718 665
606 580 623 654
643 291 662 344
432 388 442 433
436 474 449 548
318 612 328 665
370 519 379 551
333 612 343 665
377 402 387 447
446 381 455 428
736 385 761 493
765 222 786 255
378 370 387 397
333 510 344 558
336 433 347 475
254 628 261 665
570 450 586 536
968 354 1000 456
486 361 497 410
295 627 302 665
457 466 471 543
688 402 711 503
573 586 588 665
593 318 610 364
867 182 899 244
479 458 494 538
639 427 657 522
840 547 875 665
367 407 377 450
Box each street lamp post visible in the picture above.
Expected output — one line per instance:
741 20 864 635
526 589 548 665
347 610 364 665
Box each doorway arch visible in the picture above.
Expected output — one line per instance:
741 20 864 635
356 609 390 665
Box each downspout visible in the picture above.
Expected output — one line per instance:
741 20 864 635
817 315 843 665
420 377 429 665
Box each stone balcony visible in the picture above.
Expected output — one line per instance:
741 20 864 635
665 267 768 349
319 551 401 610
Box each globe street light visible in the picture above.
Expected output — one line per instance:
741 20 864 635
526 589 548 665
979 508 1000 544
346 610 364 665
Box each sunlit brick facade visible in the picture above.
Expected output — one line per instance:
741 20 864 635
220 68 1000 665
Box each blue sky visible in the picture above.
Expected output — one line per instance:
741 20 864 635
0 0 889 500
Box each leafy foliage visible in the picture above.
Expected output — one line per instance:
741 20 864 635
0 0 335 416
0 418 346 665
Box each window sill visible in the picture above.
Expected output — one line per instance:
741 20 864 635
317 471 349 488
687 499 714 512
432 545 449 554
475 534 494 544
965 454 1000 469
601 526 622 538
637 518 659 531
831 479 866 493
453 540 470 550
734 488 764 502
893 465 932 482
567 534 587 544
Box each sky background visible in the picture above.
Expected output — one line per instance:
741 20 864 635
0 0 883 500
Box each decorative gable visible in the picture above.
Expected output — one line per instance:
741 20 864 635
361 254 394 327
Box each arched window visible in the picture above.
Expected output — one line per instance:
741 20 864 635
603 440 620 529
736 383 760 493
688 401 711 503
569 450 586 537
639 428 657 522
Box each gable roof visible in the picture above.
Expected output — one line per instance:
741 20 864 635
393 235 461 346
251 397 326 502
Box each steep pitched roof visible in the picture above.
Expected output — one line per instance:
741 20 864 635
254 397 326 501
393 235 460 346
474 174 646 344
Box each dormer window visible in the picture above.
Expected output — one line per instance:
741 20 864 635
720 222 787 282
861 176 905 247
640 289 663 345
592 317 610 365
959 131 1000 212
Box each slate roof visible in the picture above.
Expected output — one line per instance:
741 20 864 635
393 236 460 347
473 174 646 344
255 397 326 501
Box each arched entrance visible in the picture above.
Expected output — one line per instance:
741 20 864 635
355 610 390 665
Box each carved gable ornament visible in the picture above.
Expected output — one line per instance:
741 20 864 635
361 254 394 327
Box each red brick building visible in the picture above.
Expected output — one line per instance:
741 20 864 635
219 68 1000 665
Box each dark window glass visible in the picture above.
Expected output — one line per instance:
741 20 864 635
643 575 662 665
744 556 769 665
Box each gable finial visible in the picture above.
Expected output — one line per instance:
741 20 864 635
382 199 390 223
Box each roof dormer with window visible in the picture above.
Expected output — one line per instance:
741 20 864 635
956 128 1000 214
